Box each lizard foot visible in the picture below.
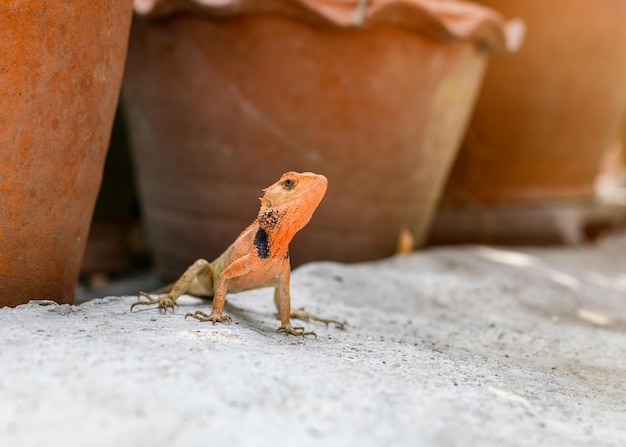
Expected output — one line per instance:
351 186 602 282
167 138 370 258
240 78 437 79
184 310 232 325
130 292 178 313
277 324 317 339
290 308 345 330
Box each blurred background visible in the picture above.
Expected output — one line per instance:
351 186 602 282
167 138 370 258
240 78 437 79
4 1 624 304
78 0 626 299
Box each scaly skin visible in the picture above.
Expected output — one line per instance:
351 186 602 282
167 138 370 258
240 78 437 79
131 172 344 338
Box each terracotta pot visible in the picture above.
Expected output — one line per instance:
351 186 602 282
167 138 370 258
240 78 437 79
124 0 522 280
0 1 133 307
430 0 626 245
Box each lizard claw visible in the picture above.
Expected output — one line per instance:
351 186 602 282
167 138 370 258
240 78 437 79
184 310 232 324
130 292 179 313
277 324 317 339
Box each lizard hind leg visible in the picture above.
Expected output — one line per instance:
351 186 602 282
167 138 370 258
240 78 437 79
131 291 179 313
290 308 346 330
130 259 215 313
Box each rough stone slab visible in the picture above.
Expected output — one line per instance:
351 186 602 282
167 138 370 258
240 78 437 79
1 236 625 447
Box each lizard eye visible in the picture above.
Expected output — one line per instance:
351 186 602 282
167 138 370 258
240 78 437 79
282 177 296 190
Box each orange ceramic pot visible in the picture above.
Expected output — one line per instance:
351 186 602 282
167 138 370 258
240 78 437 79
0 1 133 307
430 0 626 245
124 0 522 280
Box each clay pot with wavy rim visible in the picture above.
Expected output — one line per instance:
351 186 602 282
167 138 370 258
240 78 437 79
430 0 626 245
0 1 133 307
124 0 522 280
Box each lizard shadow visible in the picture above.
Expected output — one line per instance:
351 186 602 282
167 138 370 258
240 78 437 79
187 300 332 337
129 295 331 337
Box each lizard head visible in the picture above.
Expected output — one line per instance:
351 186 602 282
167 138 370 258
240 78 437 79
258 171 327 234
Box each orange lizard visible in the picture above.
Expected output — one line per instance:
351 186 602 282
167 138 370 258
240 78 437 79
131 171 343 337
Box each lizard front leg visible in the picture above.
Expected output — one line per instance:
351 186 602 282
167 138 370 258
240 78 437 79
273 269 345 333
131 259 214 313
185 255 252 324
274 269 317 338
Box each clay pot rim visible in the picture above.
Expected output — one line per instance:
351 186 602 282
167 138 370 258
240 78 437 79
133 0 524 53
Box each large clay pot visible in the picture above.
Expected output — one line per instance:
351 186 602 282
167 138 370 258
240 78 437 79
124 0 522 280
430 0 626 245
0 1 134 307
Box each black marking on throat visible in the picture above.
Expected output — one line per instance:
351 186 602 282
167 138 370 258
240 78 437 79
254 227 271 259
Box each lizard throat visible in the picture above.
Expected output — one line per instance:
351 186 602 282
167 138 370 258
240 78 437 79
253 219 294 260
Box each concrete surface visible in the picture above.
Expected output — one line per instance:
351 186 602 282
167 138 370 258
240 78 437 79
1 236 625 447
